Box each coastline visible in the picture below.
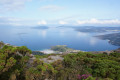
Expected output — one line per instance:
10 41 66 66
1 41 120 55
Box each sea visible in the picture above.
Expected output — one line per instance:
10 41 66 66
0 26 119 51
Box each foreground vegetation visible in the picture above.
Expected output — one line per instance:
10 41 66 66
0 45 31 80
0 42 120 80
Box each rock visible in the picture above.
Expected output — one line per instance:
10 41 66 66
113 48 120 53
40 55 63 63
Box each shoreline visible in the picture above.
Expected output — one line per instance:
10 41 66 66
1 41 120 55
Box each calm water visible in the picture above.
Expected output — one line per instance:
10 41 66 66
0 26 119 51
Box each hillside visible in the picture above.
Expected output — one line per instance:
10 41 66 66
0 42 120 80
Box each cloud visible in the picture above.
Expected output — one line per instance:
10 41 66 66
0 16 37 26
59 21 67 25
1 16 120 27
77 18 120 25
38 20 47 25
0 17 21 25
39 5 64 12
0 0 31 13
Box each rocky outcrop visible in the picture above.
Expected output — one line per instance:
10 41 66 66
113 48 120 53
40 55 63 63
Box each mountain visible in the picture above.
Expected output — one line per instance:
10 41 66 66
32 26 49 29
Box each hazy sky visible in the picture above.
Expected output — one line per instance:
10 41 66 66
0 0 120 26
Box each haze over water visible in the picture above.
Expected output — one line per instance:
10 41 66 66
0 26 119 51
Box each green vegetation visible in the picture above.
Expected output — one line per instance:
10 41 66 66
0 44 120 80
0 45 31 80
51 45 73 52
0 41 4 48
35 54 60 59
26 59 57 80
63 52 120 80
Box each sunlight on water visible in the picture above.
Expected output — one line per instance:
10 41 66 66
0 27 119 51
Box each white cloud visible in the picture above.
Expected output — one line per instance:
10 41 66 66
0 16 37 26
59 21 67 25
39 5 64 12
38 20 47 25
0 17 21 25
9 23 23 26
77 18 120 25
0 0 31 13
1 16 120 26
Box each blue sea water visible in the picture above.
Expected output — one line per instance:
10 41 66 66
0 26 119 51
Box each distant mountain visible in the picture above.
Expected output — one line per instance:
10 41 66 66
57 25 95 28
32 26 49 29
95 33 120 46
75 26 120 33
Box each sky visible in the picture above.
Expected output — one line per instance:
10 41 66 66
0 0 120 26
